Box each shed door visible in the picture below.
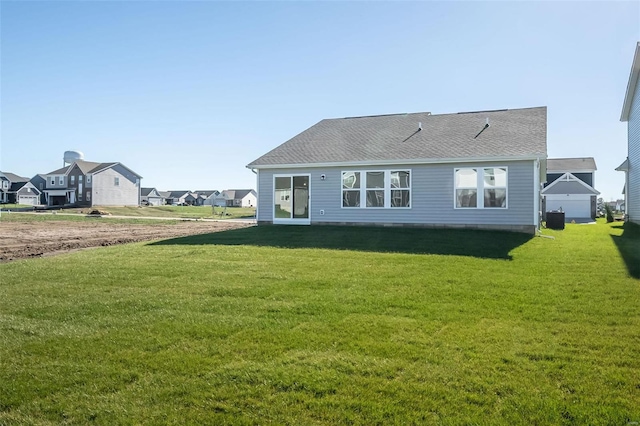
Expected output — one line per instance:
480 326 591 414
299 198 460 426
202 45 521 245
546 198 590 218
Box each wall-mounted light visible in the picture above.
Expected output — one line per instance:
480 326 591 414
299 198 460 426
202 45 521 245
320 174 326 180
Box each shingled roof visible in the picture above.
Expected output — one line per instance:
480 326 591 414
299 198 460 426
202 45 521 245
248 107 547 168
547 157 597 172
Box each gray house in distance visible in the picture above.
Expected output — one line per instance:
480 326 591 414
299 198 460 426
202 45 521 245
619 42 640 225
0 171 41 205
42 160 141 207
541 157 599 220
140 188 164 206
247 107 547 234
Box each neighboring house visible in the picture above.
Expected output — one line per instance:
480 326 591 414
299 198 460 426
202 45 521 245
165 191 196 206
247 107 547 234
195 190 220 206
0 172 40 205
541 157 599 220
158 191 173 205
140 187 164 206
219 189 257 207
619 42 640 225
30 174 48 204
42 159 141 207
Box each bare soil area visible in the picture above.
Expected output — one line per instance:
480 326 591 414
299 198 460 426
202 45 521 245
0 220 252 262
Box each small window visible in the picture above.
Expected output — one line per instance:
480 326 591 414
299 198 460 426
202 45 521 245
483 168 507 208
114 177 120 186
390 171 410 208
70 175 75 184
455 168 478 208
58 176 64 185
342 172 360 207
51 177 55 186
79 175 83 182
39 183 43 190
366 171 385 208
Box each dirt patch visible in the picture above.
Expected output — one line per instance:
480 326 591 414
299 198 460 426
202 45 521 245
0 219 252 262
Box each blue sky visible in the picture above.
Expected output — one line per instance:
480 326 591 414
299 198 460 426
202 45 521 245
1 1 638 200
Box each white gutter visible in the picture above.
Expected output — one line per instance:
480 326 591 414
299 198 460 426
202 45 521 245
246 155 546 170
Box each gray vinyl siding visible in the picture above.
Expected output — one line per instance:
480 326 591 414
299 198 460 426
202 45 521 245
257 160 535 227
92 165 140 206
628 76 640 224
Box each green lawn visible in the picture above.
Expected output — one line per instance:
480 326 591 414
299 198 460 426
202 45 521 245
0 204 33 209
1 221 639 424
59 205 256 219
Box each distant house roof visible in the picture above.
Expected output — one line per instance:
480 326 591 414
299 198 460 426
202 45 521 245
167 191 191 198
141 187 160 197
44 160 141 178
247 107 547 168
547 157 597 172
0 172 29 182
222 189 256 200
158 191 171 198
194 190 219 197
621 42 640 122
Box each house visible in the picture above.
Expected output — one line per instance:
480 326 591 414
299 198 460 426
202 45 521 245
0 172 41 205
219 189 257 207
195 190 220 206
140 187 164 206
165 191 197 206
247 107 547 234
619 42 640 225
42 159 141 207
30 174 49 204
541 157 599 220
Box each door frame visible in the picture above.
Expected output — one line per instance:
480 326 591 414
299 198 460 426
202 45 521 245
272 173 311 225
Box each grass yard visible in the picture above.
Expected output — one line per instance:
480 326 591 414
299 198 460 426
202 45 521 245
60 205 256 220
0 220 639 424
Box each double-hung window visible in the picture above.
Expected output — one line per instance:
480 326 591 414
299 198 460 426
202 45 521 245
455 167 507 208
58 176 64 185
70 175 75 184
342 170 411 208
114 177 120 186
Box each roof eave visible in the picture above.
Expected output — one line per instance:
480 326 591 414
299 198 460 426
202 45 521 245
247 154 547 170
621 42 640 122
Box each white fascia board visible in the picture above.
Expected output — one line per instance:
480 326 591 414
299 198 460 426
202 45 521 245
92 163 143 179
541 173 600 195
621 42 640 122
547 169 595 174
247 155 546 170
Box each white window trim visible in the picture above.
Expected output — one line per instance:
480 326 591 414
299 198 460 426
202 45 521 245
340 169 412 209
272 173 311 225
453 167 509 209
58 176 64 185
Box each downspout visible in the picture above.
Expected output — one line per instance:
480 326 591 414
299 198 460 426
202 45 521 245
534 158 541 231
250 168 258 221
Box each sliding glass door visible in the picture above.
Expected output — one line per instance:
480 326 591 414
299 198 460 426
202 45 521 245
273 174 310 224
